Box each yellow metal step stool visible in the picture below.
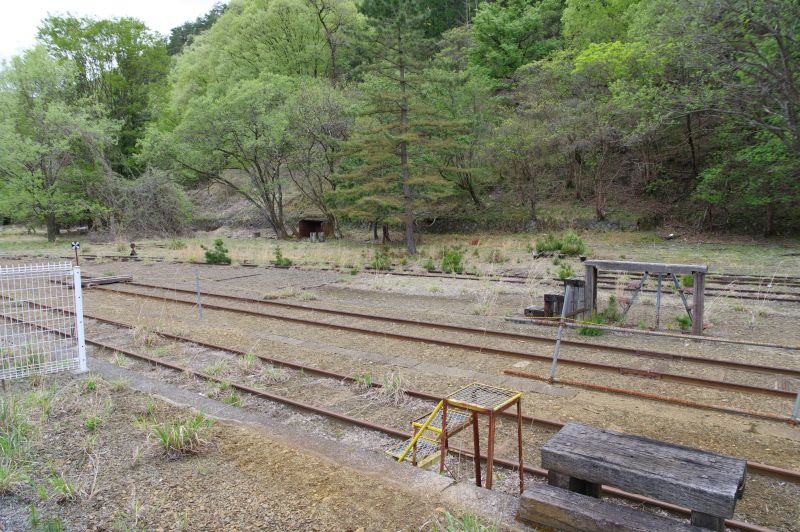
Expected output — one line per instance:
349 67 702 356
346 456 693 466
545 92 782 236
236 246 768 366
386 383 525 493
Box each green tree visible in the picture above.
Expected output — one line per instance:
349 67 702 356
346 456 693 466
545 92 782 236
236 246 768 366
167 2 227 55
285 80 353 235
423 27 500 208
469 0 563 79
335 0 451 254
0 47 117 240
562 0 640 48
37 15 169 175
145 74 296 238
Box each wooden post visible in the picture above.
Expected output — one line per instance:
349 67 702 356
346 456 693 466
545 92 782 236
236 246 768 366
691 511 724 532
692 271 705 335
655 274 663 329
517 399 524 494
584 265 596 316
485 412 496 489
472 411 481 487
439 400 448 474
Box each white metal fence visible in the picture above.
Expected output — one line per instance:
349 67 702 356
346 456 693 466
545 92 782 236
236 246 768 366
0 262 86 379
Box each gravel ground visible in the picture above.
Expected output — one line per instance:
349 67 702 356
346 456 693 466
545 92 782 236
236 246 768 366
0 374 494 531
3 258 800 530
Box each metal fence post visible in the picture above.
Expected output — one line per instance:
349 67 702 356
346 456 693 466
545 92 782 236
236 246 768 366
72 266 87 373
549 284 573 383
195 268 203 320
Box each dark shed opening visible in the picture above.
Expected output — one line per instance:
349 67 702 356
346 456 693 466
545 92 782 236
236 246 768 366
298 219 333 238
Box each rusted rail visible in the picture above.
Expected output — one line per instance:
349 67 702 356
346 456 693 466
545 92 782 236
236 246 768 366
90 340 773 532
115 283 800 374
96 285 800 399
3 308 798 487
0 310 779 532
504 369 795 424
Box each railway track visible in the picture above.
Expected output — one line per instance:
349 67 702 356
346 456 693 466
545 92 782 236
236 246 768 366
7 252 800 301
119 280 800 363
0 308 786 532
94 283 800 405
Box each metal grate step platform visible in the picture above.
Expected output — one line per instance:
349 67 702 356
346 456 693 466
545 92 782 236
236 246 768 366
386 437 439 462
412 408 470 435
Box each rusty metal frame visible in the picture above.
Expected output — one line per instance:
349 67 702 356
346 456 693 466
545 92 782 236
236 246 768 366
438 383 524 494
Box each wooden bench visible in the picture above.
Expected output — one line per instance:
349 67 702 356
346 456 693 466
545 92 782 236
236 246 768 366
520 423 746 531
519 482 703 532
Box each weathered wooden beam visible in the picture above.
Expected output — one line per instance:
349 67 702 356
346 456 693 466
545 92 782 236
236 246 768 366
584 265 596 316
541 423 746 518
584 260 708 275
81 275 133 287
692 272 705 335
518 483 703 532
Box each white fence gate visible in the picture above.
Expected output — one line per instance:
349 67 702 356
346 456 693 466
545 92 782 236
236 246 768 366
0 262 87 379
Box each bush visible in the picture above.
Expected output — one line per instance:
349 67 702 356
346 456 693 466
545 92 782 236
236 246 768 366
101 169 193 236
423 257 436 272
675 314 692 332
578 313 604 336
535 233 561 253
167 239 187 250
600 295 621 323
202 239 231 265
370 246 391 270
535 231 586 256
558 263 575 280
560 230 586 255
273 246 292 267
441 247 464 274
681 274 694 288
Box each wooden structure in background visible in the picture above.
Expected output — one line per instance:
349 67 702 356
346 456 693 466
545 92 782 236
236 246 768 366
297 218 333 239
584 260 708 334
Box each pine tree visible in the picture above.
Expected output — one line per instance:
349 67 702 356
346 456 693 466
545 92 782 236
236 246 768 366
332 0 453 254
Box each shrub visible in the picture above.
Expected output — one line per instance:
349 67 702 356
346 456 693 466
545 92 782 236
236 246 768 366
441 247 464 274
535 231 586 256
150 414 214 457
578 313 605 336
167 239 187 250
675 314 692 332
202 239 231 265
353 373 373 390
560 230 586 255
600 295 621 323
273 246 292 267
101 169 193 236
681 274 694 288
558 263 575 280
370 246 391 270
423 257 436 272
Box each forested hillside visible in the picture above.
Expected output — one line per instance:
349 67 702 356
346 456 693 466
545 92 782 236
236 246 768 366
1 0 798 250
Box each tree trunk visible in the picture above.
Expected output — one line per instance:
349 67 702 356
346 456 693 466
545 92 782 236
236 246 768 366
371 222 378 240
45 213 58 242
398 31 416 255
382 224 391 244
594 180 606 221
686 113 698 179
764 203 775 237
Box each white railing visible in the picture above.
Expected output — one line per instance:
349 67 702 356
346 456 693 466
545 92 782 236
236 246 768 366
0 262 86 379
